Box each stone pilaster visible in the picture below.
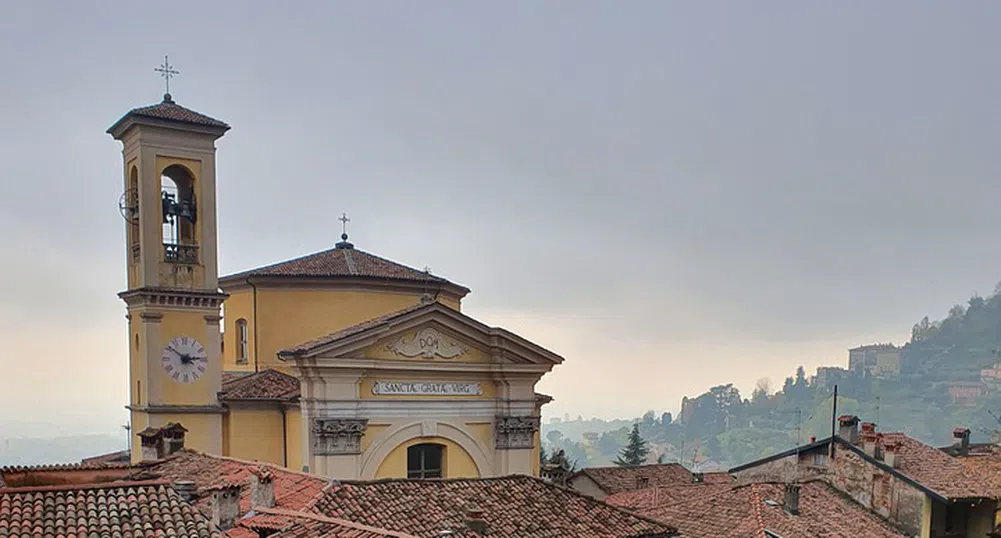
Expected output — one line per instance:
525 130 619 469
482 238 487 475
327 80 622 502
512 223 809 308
312 418 369 455
494 416 540 450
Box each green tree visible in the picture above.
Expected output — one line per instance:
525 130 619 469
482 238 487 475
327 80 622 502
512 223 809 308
549 448 577 472
540 444 549 466
615 424 650 466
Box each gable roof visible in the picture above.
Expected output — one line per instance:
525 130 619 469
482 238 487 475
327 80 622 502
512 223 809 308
219 369 300 401
0 480 223 538
236 508 419 538
219 243 468 293
730 435 998 502
107 95 230 136
606 479 907 538
570 464 696 495
278 301 565 365
136 449 329 518
305 475 679 538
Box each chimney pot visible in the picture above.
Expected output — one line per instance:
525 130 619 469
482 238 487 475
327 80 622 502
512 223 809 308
862 433 878 457
954 427 971 456
173 480 197 502
838 415 860 444
464 504 488 535
883 441 902 468
783 484 800 515
210 485 242 530
250 467 276 509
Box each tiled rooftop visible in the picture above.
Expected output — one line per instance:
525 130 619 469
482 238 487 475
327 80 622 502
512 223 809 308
606 479 907 538
873 433 995 499
137 450 328 518
219 244 466 292
571 464 696 495
0 480 222 538
107 95 230 134
237 508 418 538
218 369 300 401
307 475 678 538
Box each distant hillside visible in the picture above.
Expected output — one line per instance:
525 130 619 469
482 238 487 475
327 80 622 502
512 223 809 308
543 284 1001 470
0 434 126 466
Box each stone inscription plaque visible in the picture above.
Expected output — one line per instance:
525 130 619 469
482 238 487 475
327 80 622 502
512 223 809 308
372 381 483 396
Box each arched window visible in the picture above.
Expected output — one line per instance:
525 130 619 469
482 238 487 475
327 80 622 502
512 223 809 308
128 166 140 262
236 319 249 364
407 443 444 479
161 165 198 263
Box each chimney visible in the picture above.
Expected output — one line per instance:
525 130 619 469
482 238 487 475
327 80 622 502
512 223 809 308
783 484 800 515
954 428 971 456
883 441 902 469
862 432 878 458
210 484 242 530
464 504 488 535
838 415 860 444
173 480 197 502
160 423 188 456
137 427 164 461
250 467 276 509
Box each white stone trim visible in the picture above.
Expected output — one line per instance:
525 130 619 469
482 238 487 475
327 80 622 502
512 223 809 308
358 419 492 479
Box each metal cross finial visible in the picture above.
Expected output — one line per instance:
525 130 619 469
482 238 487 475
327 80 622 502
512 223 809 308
339 212 351 238
154 55 179 98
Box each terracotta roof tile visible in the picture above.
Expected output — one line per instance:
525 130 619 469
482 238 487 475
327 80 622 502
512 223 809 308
0 460 133 474
0 480 223 538
308 475 678 538
238 508 419 538
572 464 696 495
219 369 300 401
876 433 995 499
220 244 466 291
108 96 230 133
607 480 907 538
137 450 328 518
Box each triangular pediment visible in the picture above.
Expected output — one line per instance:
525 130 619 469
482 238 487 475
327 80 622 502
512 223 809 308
278 302 563 367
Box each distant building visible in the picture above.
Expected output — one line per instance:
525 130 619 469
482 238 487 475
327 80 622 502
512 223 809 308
814 366 849 388
981 362 1001 386
947 381 987 405
848 344 901 377
582 432 600 446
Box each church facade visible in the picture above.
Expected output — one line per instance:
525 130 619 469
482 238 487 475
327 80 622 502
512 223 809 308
109 93 561 479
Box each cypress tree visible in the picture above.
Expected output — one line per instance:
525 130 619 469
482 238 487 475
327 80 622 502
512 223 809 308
615 424 650 466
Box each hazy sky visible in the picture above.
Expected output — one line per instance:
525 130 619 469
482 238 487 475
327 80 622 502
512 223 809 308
1 2 1000 437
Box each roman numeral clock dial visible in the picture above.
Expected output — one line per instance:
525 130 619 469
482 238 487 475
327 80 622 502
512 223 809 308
161 336 208 384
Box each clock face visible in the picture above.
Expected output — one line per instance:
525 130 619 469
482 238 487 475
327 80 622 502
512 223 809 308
161 336 208 384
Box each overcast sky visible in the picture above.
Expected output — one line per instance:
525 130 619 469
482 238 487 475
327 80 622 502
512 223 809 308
1 2 999 437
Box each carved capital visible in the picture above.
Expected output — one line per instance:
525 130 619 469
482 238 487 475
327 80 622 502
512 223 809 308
311 418 368 455
495 415 540 450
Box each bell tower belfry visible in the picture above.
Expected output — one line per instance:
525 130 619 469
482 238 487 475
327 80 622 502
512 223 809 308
108 91 230 462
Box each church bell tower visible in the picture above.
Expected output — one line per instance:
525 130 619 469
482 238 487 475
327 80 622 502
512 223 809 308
108 86 230 462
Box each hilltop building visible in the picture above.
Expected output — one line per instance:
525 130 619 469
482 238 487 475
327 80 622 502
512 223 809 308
848 343 901 377
108 92 562 479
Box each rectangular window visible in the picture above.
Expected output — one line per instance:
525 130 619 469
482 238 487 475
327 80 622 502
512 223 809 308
236 319 249 364
407 443 444 479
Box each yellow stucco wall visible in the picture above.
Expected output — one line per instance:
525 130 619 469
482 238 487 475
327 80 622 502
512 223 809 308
285 407 303 472
221 287 458 372
222 288 255 371
374 436 480 479
225 404 285 465
921 496 932 538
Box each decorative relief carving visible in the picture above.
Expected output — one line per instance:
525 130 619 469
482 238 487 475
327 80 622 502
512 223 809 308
388 328 467 359
421 419 437 437
495 416 540 450
312 418 368 455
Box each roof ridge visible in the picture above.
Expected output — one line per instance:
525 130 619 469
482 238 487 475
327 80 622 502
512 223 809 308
158 449 330 482
0 461 134 473
0 478 170 494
